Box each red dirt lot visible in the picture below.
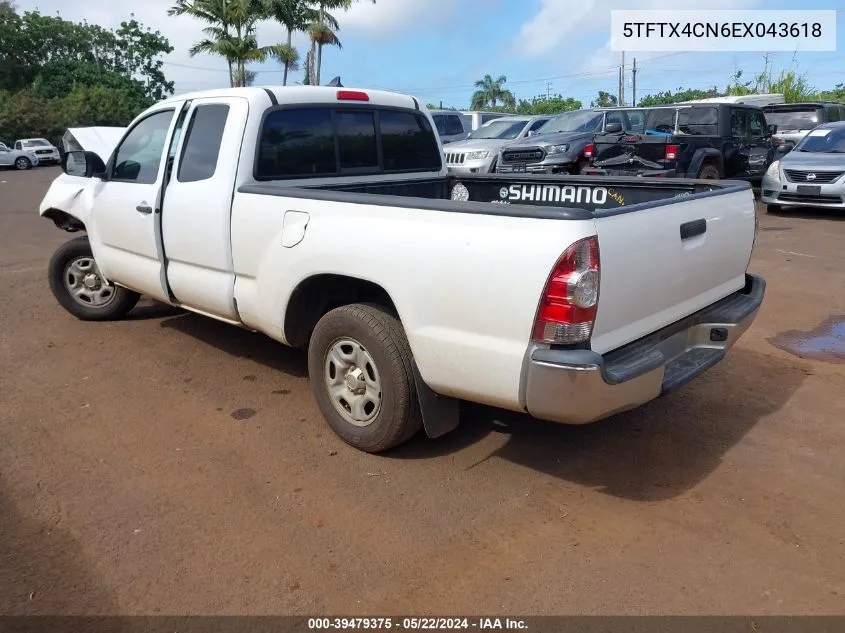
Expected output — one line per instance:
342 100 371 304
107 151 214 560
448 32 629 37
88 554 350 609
1 167 844 615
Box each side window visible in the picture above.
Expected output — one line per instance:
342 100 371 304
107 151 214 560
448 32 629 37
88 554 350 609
177 104 230 182
528 119 547 133
256 108 335 179
606 112 625 128
444 115 464 136
729 108 747 138
380 110 441 172
14 141 21 149
747 110 767 138
481 113 502 124
645 109 676 133
677 107 719 135
112 109 175 183
827 106 841 122
626 111 647 132
336 110 378 171
432 115 447 135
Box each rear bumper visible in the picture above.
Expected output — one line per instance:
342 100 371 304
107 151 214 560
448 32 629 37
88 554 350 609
586 166 680 178
523 273 765 424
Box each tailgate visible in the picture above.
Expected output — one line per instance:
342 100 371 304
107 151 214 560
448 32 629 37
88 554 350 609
589 185 757 355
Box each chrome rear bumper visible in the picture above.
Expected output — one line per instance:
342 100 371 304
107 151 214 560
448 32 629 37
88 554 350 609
523 273 766 424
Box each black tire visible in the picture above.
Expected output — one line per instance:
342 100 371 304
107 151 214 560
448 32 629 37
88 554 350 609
766 204 782 213
698 164 720 180
308 303 423 453
48 235 141 321
14 156 31 170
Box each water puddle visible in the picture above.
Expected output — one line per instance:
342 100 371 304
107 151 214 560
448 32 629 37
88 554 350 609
770 316 845 364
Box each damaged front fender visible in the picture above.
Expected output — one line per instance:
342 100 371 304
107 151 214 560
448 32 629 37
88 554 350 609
38 172 100 231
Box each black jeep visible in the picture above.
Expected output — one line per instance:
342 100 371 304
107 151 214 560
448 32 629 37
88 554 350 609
585 103 777 183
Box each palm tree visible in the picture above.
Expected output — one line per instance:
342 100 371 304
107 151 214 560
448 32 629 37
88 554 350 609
170 0 267 88
262 0 337 86
471 74 515 110
168 0 235 86
309 0 375 86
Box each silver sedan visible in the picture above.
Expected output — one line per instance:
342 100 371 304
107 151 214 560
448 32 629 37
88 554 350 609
761 121 845 212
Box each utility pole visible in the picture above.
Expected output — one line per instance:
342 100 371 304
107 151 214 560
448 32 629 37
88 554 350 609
632 57 637 107
618 67 622 106
619 51 625 106
546 81 552 99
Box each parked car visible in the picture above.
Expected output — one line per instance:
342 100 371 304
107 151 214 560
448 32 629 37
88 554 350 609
444 115 552 175
761 121 845 213
430 110 472 144
496 108 633 175
0 141 39 170
14 137 62 165
458 110 508 131
586 103 775 183
761 102 845 148
38 86 764 454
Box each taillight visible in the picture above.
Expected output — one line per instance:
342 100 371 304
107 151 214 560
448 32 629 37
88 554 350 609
532 236 600 345
773 137 784 147
583 143 594 158
337 90 369 101
665 144 678 161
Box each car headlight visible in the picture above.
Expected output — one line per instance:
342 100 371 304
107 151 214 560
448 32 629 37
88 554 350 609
466 151 489 160
545 144 570 155
765 161 780 178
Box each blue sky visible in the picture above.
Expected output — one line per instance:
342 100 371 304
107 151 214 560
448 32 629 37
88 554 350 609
16 0 845 108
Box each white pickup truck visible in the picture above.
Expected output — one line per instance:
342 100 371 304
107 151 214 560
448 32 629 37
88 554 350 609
39 86 766 453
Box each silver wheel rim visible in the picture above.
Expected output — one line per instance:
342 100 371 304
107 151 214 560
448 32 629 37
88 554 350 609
324 337 382 427
16 158 28 169
63 256 117 308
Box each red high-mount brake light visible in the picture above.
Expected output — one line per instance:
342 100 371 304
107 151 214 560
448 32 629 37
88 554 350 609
583 143 595 158
337 90 369 101
665 144 679 161
532 236 600 345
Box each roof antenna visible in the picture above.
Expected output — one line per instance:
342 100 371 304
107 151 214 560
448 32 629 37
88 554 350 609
326 76 343 87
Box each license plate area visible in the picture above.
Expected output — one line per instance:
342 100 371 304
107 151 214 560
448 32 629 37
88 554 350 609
797 185 821 196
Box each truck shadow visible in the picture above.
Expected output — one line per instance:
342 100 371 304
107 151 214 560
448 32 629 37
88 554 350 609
0 480 119 615
158 312 309 378
391 347 808 501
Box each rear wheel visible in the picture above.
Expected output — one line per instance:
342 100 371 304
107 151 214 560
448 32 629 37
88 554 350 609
698 164 720 180
308 303 423 453
48 236 140 321
15 156 32 170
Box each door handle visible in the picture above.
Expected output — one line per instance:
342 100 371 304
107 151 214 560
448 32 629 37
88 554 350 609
680 218 707 240
136 204 153 215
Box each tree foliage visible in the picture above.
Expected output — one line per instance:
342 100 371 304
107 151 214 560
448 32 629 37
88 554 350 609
471 74 515 110
0 6 174 143
635 87 719 107
590 91 618 108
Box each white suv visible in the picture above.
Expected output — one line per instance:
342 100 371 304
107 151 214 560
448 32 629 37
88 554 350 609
14 138 61 165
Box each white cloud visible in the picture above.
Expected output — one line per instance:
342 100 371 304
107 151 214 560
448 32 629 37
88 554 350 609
514 0 764 59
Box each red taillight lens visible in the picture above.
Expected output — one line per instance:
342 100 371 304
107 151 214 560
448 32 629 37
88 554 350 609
773 138 784 147
532 236 600 345
665 144 678 161
583 143 594 158
337 90 369 101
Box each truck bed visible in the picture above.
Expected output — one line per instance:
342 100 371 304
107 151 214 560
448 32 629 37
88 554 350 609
239 174 736 217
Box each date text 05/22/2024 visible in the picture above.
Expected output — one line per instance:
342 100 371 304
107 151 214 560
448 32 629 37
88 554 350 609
307 617 529 630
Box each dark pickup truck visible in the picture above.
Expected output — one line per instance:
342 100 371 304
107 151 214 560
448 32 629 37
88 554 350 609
585 103 777 183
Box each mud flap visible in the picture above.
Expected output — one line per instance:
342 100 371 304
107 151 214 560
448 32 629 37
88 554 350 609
411 361 460 438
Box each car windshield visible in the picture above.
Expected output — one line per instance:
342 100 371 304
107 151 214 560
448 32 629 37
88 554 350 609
468 119 528 140
794 127 845 153
538 111 602 134
765 108 822 131
22 139 51 147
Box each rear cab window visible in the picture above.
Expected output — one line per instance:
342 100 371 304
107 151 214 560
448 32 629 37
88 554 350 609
762 106 824 131
255 106 442 180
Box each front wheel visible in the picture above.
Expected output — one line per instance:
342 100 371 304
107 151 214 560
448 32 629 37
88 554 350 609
48 236 140 321
15 157 32 170
308 303 423 453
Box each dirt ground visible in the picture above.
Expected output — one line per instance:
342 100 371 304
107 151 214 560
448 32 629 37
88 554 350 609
1 167 844 616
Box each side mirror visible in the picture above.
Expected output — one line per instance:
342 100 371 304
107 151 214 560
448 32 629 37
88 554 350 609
63 150 106 178
605 122 623 133
768 124 778 134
